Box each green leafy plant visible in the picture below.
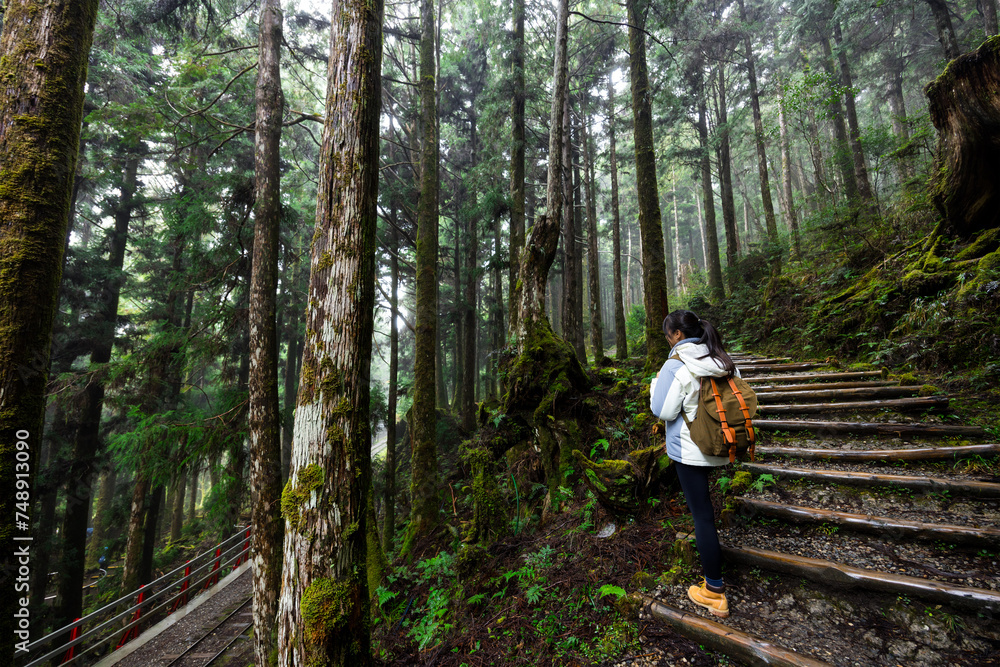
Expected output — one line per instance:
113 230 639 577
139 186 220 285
596 584 627 601
750 473 777 493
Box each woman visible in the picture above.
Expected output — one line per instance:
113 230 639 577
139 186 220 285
649 309 737 617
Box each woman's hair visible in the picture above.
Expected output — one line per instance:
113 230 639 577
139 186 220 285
662 309 736 375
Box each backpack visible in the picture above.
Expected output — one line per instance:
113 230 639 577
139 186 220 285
671 355 758 462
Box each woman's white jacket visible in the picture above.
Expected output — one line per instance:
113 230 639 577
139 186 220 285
649 339 737 467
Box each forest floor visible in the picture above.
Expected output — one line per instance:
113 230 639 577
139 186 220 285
371 355 1000 667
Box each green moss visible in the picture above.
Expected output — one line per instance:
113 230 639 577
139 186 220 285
300 577 352 645
281 463 325 531
461 446 505 544
955 227 1000 261
896 372 921 386
918 384 942 396
729 470 752 495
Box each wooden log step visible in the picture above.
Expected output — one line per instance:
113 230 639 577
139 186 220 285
752 380 897 392
744 370 887 384
739 363 823 374
736 497 1000 548
755 386 919 402
754 420 985 437
759 396 949 414
637 595 834 667
756 442 999 461
731 357 792 364
720 546 1000 614
741 462 1000 497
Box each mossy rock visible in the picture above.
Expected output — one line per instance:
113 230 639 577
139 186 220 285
900 269 954 297
596 366 619 384
658 565 684 586
672 538 697 566
896 372 921 386
630 570 656 591
456 543 488 579
610 379 630 396
955 227 1000 261
918 384 943 396
728 470 752 495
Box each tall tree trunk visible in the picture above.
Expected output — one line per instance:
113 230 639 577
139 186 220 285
777 75 801 258
626 0 670 369
833 21 875 209
249 0 285 661
697 70 725 303
509 0 526 309
121 472 149 593
981 0 1000 36
716 64 739 278
384 213 399 554
925 0 962 60
139 484 164 584
461 105 478 431
57 148 138 628
86 467 117 570
188 462 199 523
818 33 860 208
884 51 915 183
491 213 504 397
582 110 604 362
608 75 627 360
561 95 584 362
0 0 99 647
170 465 187 541
281 243 303 484
451 224 462 410
408 0 440 546
275 0 382 661
29 410 70 612
737 0 780 273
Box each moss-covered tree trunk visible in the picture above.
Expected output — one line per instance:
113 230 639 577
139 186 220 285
249 0 285 662
627 0 670 368
608 74 628 360
408 0 441 547
275 0 382 662
169 465 187 541
0 0 99 649
561 95 585 363
926 36 1000 237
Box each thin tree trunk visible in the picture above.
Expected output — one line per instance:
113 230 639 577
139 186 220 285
697 70 725 303
0 1 99 647
737 0 780 273
139 484 164 585
276 0 382 661
883 49 915 183
384 211 399 554
561 95 584 362
170 465 187 541
982 0 1000 36
188 461 199 523
777 75 801 258
926 0 962 60
451 223 462 410
626 0 670 368
248 0 285 660
583 108 604 362
408 0 440 545
509 0 526 308
86 468 117 570
121 473 148 593
608 74 627 360
833 21 875 210
716 64 739 277
695 186 708 270
818 33 860 208
461 105 478 431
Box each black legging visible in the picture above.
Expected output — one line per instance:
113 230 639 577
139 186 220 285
674 461 723 582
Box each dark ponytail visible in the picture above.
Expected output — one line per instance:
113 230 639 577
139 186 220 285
662 309 736 375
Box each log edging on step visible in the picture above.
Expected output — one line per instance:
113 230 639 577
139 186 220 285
721 547 1000 613
637 594 834 667
741 462 1000 497
756 443 998 460
745 371 887 384
758 396 949 414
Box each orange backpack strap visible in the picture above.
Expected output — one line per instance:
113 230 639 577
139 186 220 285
727 377 756 461
710 378 736 446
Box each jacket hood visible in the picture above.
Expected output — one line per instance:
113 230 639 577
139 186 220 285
673 340 730 378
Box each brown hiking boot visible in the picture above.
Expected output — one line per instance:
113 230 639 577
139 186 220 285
687 580 729 618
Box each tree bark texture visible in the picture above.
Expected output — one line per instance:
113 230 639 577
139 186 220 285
608 74 627 360
818 34 860 208
737 0 779 272
409 0 440 542
926 37 1000 237
583 111 604 362
170 465 187 541
884 52 915 182
982 0 1000 36
276 0 382 662
776 78 801 257
627 0 670 368
697 70 725 303
509 0 526 309
926 0 962 60
86 468 117 570
384 215 399 554
833 22 875 209
561 96 584 363
250 0 285 662
0 0 99 644
461 106 478 432
716 65 739 276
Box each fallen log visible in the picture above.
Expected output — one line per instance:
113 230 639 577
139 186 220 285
720 546 1000 613
735 498 1000 548
757 443 998 461
759 396 949 414
745 371 887 384
754 420 985 437
741 463 1000 497
751 381 896 392
637 595 834 667
739 363 823 374
755 386 919 402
